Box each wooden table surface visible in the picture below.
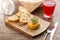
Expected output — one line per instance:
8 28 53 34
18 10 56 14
0 0 60 40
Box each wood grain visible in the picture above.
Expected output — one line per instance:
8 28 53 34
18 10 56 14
5 14 50 37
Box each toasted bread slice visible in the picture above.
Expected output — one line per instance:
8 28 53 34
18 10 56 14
18 6 30 17
8 14 19 22
7 12 21 22
18 6 31 25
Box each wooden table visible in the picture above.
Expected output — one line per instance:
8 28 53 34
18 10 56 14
0 0 60 40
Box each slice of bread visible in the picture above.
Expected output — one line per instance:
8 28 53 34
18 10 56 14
18 6 30 17
8 13 20 22
18 6 31 25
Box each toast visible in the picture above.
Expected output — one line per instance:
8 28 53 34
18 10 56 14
7 12 20 22
18 6 30 17
18 6 31 25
